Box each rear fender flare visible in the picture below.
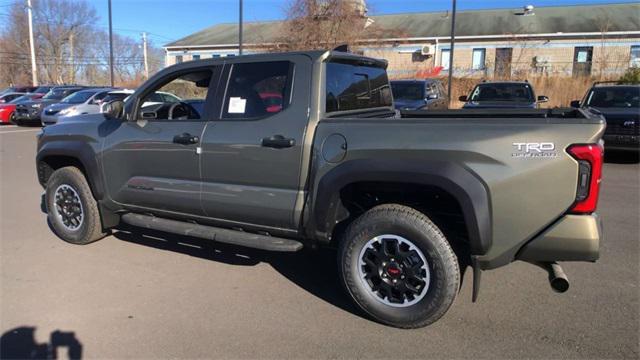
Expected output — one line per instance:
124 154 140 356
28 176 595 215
307 159 492 255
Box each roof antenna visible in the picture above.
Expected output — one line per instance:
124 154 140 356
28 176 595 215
333 44 350 52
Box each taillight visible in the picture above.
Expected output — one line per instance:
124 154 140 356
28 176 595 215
567 143 603 214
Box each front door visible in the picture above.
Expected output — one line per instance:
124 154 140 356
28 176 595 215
495 48 513 79
101 65 221 216
199 56 311 230
573 47 593 78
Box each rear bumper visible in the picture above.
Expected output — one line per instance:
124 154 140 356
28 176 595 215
516 214 601 263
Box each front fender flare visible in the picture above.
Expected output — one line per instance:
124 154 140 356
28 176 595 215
36 140 104 200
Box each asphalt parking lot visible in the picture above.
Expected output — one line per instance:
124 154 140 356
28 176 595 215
1 124 638 359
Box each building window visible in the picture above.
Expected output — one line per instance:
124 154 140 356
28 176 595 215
211 54 220 58
192 54 200 60
472 48 486 70
441 49 450 69
175 55 183 63
631 45 640 67
226 54 236 57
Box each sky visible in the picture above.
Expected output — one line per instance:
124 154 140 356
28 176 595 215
19 0 640 47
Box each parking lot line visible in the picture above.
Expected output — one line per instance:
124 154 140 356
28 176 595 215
0 128 41 134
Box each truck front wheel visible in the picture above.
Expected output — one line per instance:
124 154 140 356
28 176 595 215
45 166 106 245
338 204 460 328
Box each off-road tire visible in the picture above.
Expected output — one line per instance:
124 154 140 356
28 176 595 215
338 204 460 328
46 166 106 244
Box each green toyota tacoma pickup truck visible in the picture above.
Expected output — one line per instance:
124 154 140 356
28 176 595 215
36 51 604 328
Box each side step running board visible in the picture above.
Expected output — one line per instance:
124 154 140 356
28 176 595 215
120 213 303 252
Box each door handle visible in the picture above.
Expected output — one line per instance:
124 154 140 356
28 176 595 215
173 132 199 145
261 135 295 149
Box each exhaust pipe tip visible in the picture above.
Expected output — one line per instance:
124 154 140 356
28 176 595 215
549 276 570 293
531 261 570 293
547 262 570 293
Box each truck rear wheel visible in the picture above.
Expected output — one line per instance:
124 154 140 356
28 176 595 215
45 166 106 245
338 204 460 328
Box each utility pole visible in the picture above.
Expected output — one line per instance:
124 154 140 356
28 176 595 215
446 0 457 102
238 0 243 55
142 32 149 79
26 0 38 86
108 0 114 86
69 32 74 84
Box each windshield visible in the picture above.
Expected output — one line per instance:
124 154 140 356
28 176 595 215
469 83 534 102
43 89 68 100
61 90 96 104
391 83 425 101
585 87 640 108
102 93 130 103
34 86 51 94
9 95 31 104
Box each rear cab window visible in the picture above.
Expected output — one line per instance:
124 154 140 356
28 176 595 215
469 83 534 103
325 60 392 114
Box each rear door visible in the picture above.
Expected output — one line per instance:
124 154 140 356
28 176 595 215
101 65 222 216
199 56 312 230
495 48 513 79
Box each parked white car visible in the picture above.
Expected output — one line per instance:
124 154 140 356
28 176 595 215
99 89 181 113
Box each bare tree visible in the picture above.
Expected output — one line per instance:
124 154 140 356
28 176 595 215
277 0 379 51
0 0 163 87
34 0 98 84
0 2 32 85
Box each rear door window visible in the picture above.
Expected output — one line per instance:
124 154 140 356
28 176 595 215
221 61 293 120
325 61 392 112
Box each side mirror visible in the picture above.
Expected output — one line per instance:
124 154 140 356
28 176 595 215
426 93 438 100
537 95 549 103
458 95 468 102
101 100 124 119
570 100 581 108
141 111 157 120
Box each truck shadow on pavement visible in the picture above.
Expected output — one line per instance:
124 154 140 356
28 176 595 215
0 326 82 359
113 225 362 317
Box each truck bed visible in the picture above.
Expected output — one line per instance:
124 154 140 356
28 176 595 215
311 109 605 268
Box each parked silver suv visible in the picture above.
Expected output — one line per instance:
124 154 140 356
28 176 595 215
41 88 114 126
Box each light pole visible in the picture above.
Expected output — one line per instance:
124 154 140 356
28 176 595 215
447 0 457 102
142 32 149 79
238 0 243 55
26 0 38 86
108 0 114 86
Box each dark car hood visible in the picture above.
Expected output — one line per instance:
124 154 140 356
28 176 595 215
17 99 59 107
56 113 109 125
463 101 536 109
394 99 427 110
591 107 640 118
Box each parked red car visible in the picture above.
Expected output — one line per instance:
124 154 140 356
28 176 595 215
0 93 42 124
